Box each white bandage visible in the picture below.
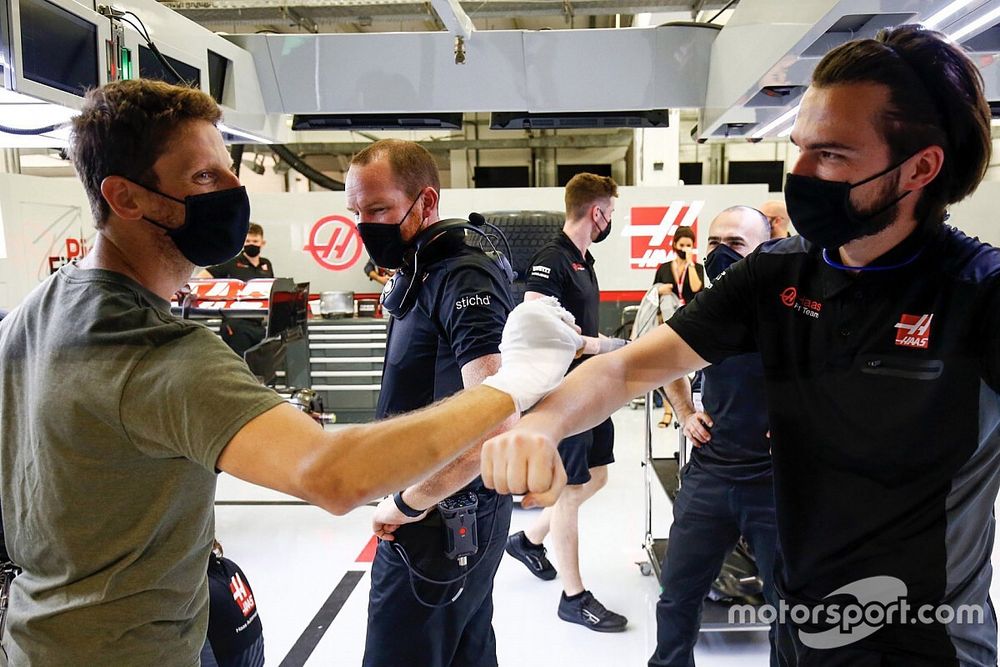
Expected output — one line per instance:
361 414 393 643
483 297 583 413
598 337 628 355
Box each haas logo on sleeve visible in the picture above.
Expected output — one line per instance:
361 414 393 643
229 572 257 617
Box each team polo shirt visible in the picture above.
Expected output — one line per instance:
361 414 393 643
526 232 600 369
692 352 771 482
668 224 1000 663
205 254 274 281
377 233 512 490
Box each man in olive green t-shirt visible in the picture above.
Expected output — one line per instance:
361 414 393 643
0 79 577 666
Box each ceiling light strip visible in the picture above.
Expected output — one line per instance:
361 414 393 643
947 4 1000 41
750 104 800 140
924 0 980 28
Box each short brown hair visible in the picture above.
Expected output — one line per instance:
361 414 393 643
350 139 440 197
565 173 618 220
811 24 991 224
673 226 696 245
70 79 221 228
247 223 264 237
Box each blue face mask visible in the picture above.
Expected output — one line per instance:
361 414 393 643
137 182 251 267
704 243 743 282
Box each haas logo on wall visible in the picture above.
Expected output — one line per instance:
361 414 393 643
304 215 364 271
624 202 703 269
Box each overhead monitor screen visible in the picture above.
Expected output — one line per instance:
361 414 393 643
207 50 229 104
139 44 200 88
19 0 98 96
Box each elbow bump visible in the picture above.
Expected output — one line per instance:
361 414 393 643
295 463 358 516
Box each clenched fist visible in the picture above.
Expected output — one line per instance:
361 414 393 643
480 429 567 508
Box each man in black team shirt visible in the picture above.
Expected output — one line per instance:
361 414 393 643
347 139 518 667
485 25 1000 666
656 206 777 667
198 224 275 356
199 223 274 281
505 173 629 632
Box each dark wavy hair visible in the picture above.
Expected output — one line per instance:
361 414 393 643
811 24 991 224
70 79 221 228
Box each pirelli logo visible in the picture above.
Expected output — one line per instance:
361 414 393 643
530 265 551 279
894 313 933 349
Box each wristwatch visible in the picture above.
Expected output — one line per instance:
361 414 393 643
393 491 425 518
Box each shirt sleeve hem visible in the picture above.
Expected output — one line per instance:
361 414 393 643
203 393 288 473
455 343 502 370
667 320 727 366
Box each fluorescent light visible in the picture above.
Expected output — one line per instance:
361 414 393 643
948 4 1000 42
924 0 979 28
218 122 273 144
750 104 800 139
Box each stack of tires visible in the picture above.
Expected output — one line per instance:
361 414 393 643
474 211 565 305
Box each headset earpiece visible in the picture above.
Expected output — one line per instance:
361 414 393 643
382 218 514 319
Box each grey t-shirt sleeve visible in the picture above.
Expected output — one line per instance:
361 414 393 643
119 326 286 471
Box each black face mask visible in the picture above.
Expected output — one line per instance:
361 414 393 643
704 244 743 282
243 244 261 258
784 153 916 250
675 248 687 261
139 183 251 267
593 208 612 244
356 193 423 269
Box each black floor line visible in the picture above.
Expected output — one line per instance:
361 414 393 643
279 570 366 667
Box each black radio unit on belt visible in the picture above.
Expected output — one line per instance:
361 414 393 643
437 491 479 564
389 489 497 610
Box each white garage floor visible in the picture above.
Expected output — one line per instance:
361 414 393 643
213 405 993 666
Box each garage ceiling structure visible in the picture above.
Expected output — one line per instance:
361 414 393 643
160 0 735 35
2 0 1000 152
170 0 1000 142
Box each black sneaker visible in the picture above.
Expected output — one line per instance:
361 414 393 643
558 591 628 632
505 531 557 580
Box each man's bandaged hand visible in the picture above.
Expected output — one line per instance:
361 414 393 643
483 297 583 412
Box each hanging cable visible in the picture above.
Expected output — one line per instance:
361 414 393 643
270 145 346 191
0 122 69 136
706 0 738 24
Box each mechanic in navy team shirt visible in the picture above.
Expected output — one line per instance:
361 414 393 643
486 25 1000 666
346 139 516 667
655 206 777 667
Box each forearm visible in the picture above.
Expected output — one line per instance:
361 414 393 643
688 265 703 292
301 385 515 514
518 324 707 443
663 376 694 421
401 413 517 509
